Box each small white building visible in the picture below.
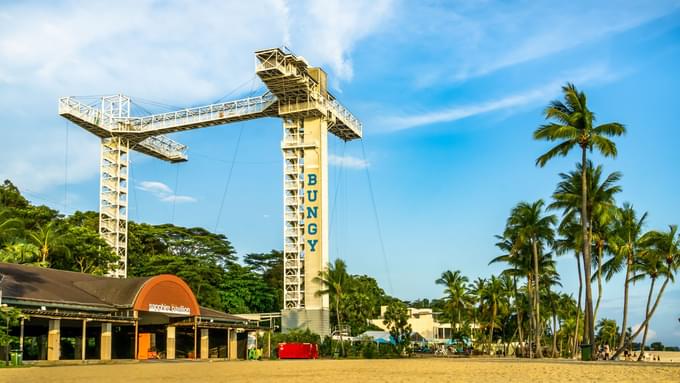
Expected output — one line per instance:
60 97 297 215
369 306 453 343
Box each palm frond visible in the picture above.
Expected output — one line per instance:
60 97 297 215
592 122 626 137
590 135 618 158
535 140 578 167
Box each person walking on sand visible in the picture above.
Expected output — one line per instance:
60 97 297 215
604 344 610 360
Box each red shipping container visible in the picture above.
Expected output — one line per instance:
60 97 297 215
278 342 319 359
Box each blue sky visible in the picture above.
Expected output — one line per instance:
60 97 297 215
1 0 679 344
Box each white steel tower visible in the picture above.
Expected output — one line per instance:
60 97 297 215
59 48 362 335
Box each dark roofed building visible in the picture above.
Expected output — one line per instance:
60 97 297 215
0 263 262 363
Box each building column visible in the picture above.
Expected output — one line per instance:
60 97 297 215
200 329 209 360
228 329 237 360
100 323 112 360
166 326 175 360
47 319 60 361
81 319 87 361
133 311 139 360
19 318 24 357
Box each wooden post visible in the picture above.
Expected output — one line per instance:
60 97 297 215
19 318 24 356
200 328 209 359
100 323 112 360
166 325 176 360
47 319 60 361
193 317 198 360
81 319 87 361
134 311 139 360
267 330 271 359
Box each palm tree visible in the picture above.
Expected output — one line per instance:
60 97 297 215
602 203 647 353
436 270 470 332
632 226 679 360
507 200 556 357
28 221 63 266
315 258 350 355
550 162 621 328
481 275 506 354
534 83 626 349
554 218 584 357
596 318 619 349
491 234 529 352
468 277 486 347
0 208 23 242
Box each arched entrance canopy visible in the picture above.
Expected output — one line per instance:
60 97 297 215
132 274 200 316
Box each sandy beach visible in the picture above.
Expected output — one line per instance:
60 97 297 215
2 358 680 383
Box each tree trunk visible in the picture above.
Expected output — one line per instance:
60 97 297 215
551 311 558 358
612 276 670 359
515 277 525 354
527 275 534 359
573 251 583 358
593 243 604 325
617 253 632 353
336 296 344 356
489 302 497 355
532 240 543 358
580 147 595 350
637 278 656 361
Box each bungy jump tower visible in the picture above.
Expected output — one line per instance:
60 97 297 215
58 48 363 335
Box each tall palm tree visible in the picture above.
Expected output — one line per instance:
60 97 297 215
315 258 350 355
468 277 486 347
436 270 471 332
554 218 584 357
491 234 529 351
550 162 621 328
507 200 556 357
602 203 647 353
481 275 506 354
632 226 679 360
534 83 626 349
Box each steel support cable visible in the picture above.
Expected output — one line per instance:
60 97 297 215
360 139 394 294
171 163 180 224
64 120 69 211
329 141 347 261
212 74 258 104
129 157 140 222
213 124 246 232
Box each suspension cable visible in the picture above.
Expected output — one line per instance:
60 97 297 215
360 139 394 294
64 120 69 211
171 163 180 224
213 125 246 232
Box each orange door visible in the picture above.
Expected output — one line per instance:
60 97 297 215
138 333 151 360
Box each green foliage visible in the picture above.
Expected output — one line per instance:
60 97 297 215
0 307 23 346
382 301 412 355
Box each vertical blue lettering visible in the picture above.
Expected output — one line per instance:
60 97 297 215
307 190 317 202
308 223 318 235
308 239 318 252
308 173 317 186
306 206 318 219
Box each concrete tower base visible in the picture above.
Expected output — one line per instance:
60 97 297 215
282 308 330 336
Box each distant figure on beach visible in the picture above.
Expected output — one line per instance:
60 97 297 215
604 344 610 360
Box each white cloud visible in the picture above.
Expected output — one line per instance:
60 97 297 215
0 0 392 195
328 154 369 169
400 1 680 87
383 64 619 131
632 323 657 341
137 181 196 204
288 0 394 84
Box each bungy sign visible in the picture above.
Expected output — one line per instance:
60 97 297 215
306 172 320 253
148 303 191 315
